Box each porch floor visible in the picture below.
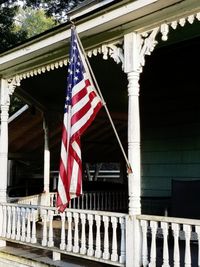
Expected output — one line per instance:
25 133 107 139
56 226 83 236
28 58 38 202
0 242 112 267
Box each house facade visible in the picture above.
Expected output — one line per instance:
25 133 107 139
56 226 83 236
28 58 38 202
1 0 200 266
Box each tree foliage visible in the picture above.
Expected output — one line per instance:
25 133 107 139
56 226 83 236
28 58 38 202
0 1 27 52
14 7 56 38
26 0 87 22
0 0 87 53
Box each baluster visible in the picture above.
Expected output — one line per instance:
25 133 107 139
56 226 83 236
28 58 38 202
105 192 108 211
66 211 72 251
111 217 118 262
87 214 94 256
112 192 115 211
141 220 148 267
80 213 86 254
122 192 125 210
2 205 7 237
53 194 56 206
47 210 54 247
73 212 79 253
93 193 96 210
21 208 26 242
11 206 16 239
101 192 104 211
85 193 88 210
50 194 53 207
149 221 158 267
68 200 71 209
73 198 76 209
6 206 11 238
108 193 111 211
97 193 100 211
16 207 21 241
183 224 191 267
31 209 37 244
26 208 31 242
161 222 170 267
119 192 122 211
196 225 200 267
95 215 102 258
116 192 119 211
119 217 126 264
60 212 66 250
42 209 48 246
81 194 84 209
171 223 180 267
103 215 110 260
77 197 80 209
0 205 3 236
89 193 92 210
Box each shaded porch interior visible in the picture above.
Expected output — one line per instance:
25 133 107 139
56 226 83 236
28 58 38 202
8 21 200 218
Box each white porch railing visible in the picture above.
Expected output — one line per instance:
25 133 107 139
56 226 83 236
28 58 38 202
137 214 200 267
11 191 128 212
0 202 126 266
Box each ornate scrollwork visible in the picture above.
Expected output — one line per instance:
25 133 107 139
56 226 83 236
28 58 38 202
87 41 124 67
136 10 200 71
102 44 124 65
139 28 159 69
0 77 21 107
7 76 21 95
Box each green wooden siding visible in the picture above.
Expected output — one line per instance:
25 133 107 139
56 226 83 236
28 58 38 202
141 123 200 197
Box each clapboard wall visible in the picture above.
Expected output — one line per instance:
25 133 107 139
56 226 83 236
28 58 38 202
141 121 200 197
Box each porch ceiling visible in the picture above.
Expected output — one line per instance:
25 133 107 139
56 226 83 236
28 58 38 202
8 56 128 167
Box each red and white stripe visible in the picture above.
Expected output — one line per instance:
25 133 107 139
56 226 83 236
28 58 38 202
57 63 102 212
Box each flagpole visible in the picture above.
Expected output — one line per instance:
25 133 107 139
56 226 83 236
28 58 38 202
73 26 132 173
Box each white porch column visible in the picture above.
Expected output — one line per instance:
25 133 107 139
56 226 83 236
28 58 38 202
124 32 141 216
0 79 10 203
124 32 143 267
43 116 50 193
0 78 19 203
124 30 159 267
0 78 18 247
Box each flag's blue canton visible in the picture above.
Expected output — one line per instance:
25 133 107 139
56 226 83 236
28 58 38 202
64 30 84 113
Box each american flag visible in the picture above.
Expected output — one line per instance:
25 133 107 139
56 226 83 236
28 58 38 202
57 28 102 212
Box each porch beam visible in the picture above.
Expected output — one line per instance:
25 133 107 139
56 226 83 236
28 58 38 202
8 152 42 160
15 87 47 113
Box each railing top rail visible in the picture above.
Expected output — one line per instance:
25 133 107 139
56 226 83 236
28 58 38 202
0 202 127 218
9 193 45 202
62 208 127 218
0 202 42 209
137 214 200 226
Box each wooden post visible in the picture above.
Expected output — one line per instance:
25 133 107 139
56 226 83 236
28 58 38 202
124 28 159 267
0 79 10 204
124 32 142 267
124 32 141 216
43 116 50 193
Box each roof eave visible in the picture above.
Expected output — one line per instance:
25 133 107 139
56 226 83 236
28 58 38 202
1 0 200 78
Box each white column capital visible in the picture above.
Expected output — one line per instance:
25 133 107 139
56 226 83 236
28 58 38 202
0 77 20 107
124 29 159 73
